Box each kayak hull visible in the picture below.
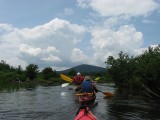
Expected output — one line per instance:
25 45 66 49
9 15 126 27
74 106 98 120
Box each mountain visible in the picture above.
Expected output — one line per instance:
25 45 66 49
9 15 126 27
57 64 106 74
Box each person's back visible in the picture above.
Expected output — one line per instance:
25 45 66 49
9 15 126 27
81 76 98 93
81 80 93 93
73 72 84 85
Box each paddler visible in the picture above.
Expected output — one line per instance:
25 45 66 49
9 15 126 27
75 76 99 105
73 72 84 90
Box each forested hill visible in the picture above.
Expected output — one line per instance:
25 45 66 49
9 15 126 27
57 64 106 74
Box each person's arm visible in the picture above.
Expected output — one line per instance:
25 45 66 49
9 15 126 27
75 85 82 92
93 85 99 93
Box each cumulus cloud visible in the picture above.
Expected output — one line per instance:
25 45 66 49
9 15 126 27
77 0 159 17
0 18 86 70
71 48 87 62
90 25 143 65
20 44 41 56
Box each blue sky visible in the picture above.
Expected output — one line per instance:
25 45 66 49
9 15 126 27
0 0 160 70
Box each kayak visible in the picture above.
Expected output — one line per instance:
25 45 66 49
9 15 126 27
74 105 98 120
76 92 96 105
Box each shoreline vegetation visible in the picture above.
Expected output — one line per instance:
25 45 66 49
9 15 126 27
105 45 160 98
0 45 160 98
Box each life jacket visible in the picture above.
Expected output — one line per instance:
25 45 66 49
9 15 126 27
81 81 93 93
74 76 83 85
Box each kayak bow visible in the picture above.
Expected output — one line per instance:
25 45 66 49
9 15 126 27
74 105 98 120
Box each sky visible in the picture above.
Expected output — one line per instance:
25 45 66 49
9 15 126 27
0 0 160 71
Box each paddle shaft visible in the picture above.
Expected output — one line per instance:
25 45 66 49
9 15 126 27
98 90 104 94
98 90 114 97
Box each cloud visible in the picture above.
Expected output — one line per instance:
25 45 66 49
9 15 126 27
20 44 41 56
0 24 14 32
42 55 62 62
71 48 87 62
0 18 86 70
90 25 143 65
64 8 74 15
77 0 159 17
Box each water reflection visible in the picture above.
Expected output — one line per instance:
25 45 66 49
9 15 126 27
107 88 160 120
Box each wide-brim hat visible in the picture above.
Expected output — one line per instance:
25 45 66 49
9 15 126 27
85 76 91 81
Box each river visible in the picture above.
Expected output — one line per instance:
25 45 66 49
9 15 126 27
0 83 160 120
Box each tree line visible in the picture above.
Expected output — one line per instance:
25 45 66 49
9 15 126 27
105 45 160 95
0 60 107 87
0 61 61 86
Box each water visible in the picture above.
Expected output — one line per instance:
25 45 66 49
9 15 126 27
0 83 160 120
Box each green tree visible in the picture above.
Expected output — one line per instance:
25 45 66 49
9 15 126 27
105 45 160 90
135 45 160 90
26 64 39 80
0 60 10 71
105 52 133 87
53 70 58 78
42 67 54 80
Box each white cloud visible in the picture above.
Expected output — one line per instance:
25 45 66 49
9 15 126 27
64 8 74 15
77 0 159 17
0 18 86 70
44 46 59 53
0 24 14 32
77 0 90 8
71 48 87 62
90 25 143 65
20 44 41 56
42 55 62 62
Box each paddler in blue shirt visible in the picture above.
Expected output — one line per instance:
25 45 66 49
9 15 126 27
75 76 99 105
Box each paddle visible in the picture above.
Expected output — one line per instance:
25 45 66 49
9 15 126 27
60 74 73 88
76 90 113 97
94 77 100 81
98 90 114 97
61 83 70 87
60 74 73 83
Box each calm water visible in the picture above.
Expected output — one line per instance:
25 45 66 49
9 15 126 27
0 83 160 120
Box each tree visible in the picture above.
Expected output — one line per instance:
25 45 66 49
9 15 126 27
26 64 39 80
0 60 10 71
105 45 160 90
42 67 54 80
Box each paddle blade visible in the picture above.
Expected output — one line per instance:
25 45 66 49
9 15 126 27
61 83 70 87
94 77 100 81
60 74 73 83
103 92 114 97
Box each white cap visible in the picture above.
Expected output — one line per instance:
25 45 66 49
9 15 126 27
77 72 81 75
